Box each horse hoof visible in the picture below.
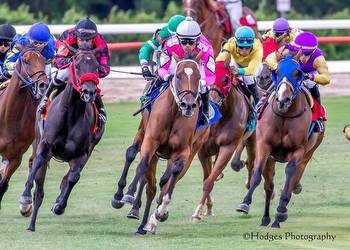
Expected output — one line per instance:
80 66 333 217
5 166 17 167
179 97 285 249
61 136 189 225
20 204 33 217
215 173 224 182
51 203 65 216
271 220 280 228
260 216 271 227
127 208 139 220
293 183 302 194
191 215 202 223
236 203 250 214
135 227 147 236
121 194 135 205
111 198 124 209
231 160 245 172
144 223 156 234
155 211 169 222
27 226 35 232
276 211 288 222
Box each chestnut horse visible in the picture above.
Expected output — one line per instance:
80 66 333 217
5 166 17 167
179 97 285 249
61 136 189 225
0 48 48 208
115 53 210 235
191 59 254 220
183 0 260 56
20 50 103 231
236 54 325 228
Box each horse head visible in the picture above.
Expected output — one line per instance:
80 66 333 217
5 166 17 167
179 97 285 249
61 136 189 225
211 57 238 106
15 48 49 100
70 48 100 103
183 0 200 19
274 52 304 112
171 51 202 118
257 63 273 91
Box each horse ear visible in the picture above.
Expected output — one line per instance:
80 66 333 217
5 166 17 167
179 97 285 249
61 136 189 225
224 57 231 68
172 52 181 63
293 49 303 61
194 50 203 63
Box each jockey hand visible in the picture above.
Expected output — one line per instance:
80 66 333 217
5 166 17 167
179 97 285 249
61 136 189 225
304 73 314 80
141 66 154 80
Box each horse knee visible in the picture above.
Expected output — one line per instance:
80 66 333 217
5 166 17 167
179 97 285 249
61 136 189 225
172 159 184 176
159 171 170 188
136 158 149 175
68 170 80 184
126 144 138 162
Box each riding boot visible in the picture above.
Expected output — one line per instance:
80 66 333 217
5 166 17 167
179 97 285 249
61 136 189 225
199 90 210 125
247 83 259 106
95 95 107 131
309 85 321 105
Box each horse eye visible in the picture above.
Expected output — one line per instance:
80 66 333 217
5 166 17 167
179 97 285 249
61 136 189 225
23 60 29 65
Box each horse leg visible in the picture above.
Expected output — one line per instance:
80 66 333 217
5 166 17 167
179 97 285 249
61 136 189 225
20 141 52 214
237 143 271 214
51 153 88 215
127 177 146 220
0 156 22 209
111 142 140 209
260 159 275 226
123 137 158 205
271 149 304 228
244 132 256 189
230 140 246 172
192 147 213 221
157 161 172 205
26 163 48 231
136 155 158 235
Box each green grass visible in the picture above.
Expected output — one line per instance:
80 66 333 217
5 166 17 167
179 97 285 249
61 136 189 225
1 97 350 250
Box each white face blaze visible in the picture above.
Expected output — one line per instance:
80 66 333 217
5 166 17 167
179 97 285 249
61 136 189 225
184 67 193 90
277 77 288 101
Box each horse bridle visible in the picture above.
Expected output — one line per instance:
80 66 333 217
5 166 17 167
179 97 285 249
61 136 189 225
14 48 48 100
171 59 200 106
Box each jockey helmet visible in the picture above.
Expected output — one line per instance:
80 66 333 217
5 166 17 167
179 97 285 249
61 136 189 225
0 24 16 41
176 16 201 39
28 22 51 43
168 15 185 34
294 32 318 55
235 26 255 47
75 17 98 40
273 17 290 33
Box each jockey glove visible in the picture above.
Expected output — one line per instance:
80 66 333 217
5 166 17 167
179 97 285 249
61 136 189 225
141 66 154 80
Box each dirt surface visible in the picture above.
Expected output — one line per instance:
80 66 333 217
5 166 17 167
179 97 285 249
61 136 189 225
100 73 350 103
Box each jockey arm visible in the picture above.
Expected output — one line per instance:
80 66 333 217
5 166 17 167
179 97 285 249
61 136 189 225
94 35 110 78
3 45 20 72
138 28 164 67
311 56 330 85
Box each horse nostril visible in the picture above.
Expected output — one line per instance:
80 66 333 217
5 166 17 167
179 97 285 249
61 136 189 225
180 102 187 109
191 103 196 109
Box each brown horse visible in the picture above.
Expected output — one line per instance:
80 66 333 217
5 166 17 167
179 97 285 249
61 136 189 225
183 0 261 56
236 54 325 228
20 50 103 231
191 59 254 220
0 48 48 208
118 53 210 235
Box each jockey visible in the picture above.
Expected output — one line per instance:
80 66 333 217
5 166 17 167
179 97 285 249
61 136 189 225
39 17 110 131
262 17 301 60
3 22 55 80
158 16 216 124
217 0 243 31
139 15 185 101
0 24 16 82
266 31 330 105
139 15 185 79
216 26 263 104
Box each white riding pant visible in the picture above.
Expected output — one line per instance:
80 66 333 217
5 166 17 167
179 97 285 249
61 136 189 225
230 60 263 86
220 0 243 31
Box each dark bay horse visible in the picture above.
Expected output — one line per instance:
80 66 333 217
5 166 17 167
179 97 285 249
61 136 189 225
20 49 103 231
236 54 325 228
191 59 254 220
0 48 48 208
117 53 210 235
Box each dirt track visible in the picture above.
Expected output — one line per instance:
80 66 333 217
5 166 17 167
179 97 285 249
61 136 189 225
100 73 350 102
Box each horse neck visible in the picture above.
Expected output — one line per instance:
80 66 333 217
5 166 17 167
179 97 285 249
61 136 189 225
2 74 36 118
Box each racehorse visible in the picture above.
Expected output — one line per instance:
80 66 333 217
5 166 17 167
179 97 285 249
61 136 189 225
191 59 254 220
115 52 210 235
0 48 48 209
236 54 325 228
19 49 104 231
183 0 260 56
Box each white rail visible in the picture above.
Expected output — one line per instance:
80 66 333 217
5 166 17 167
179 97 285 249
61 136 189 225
14 19 350 35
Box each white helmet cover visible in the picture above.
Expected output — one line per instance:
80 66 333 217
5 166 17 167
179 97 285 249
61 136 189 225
176 16 201 39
